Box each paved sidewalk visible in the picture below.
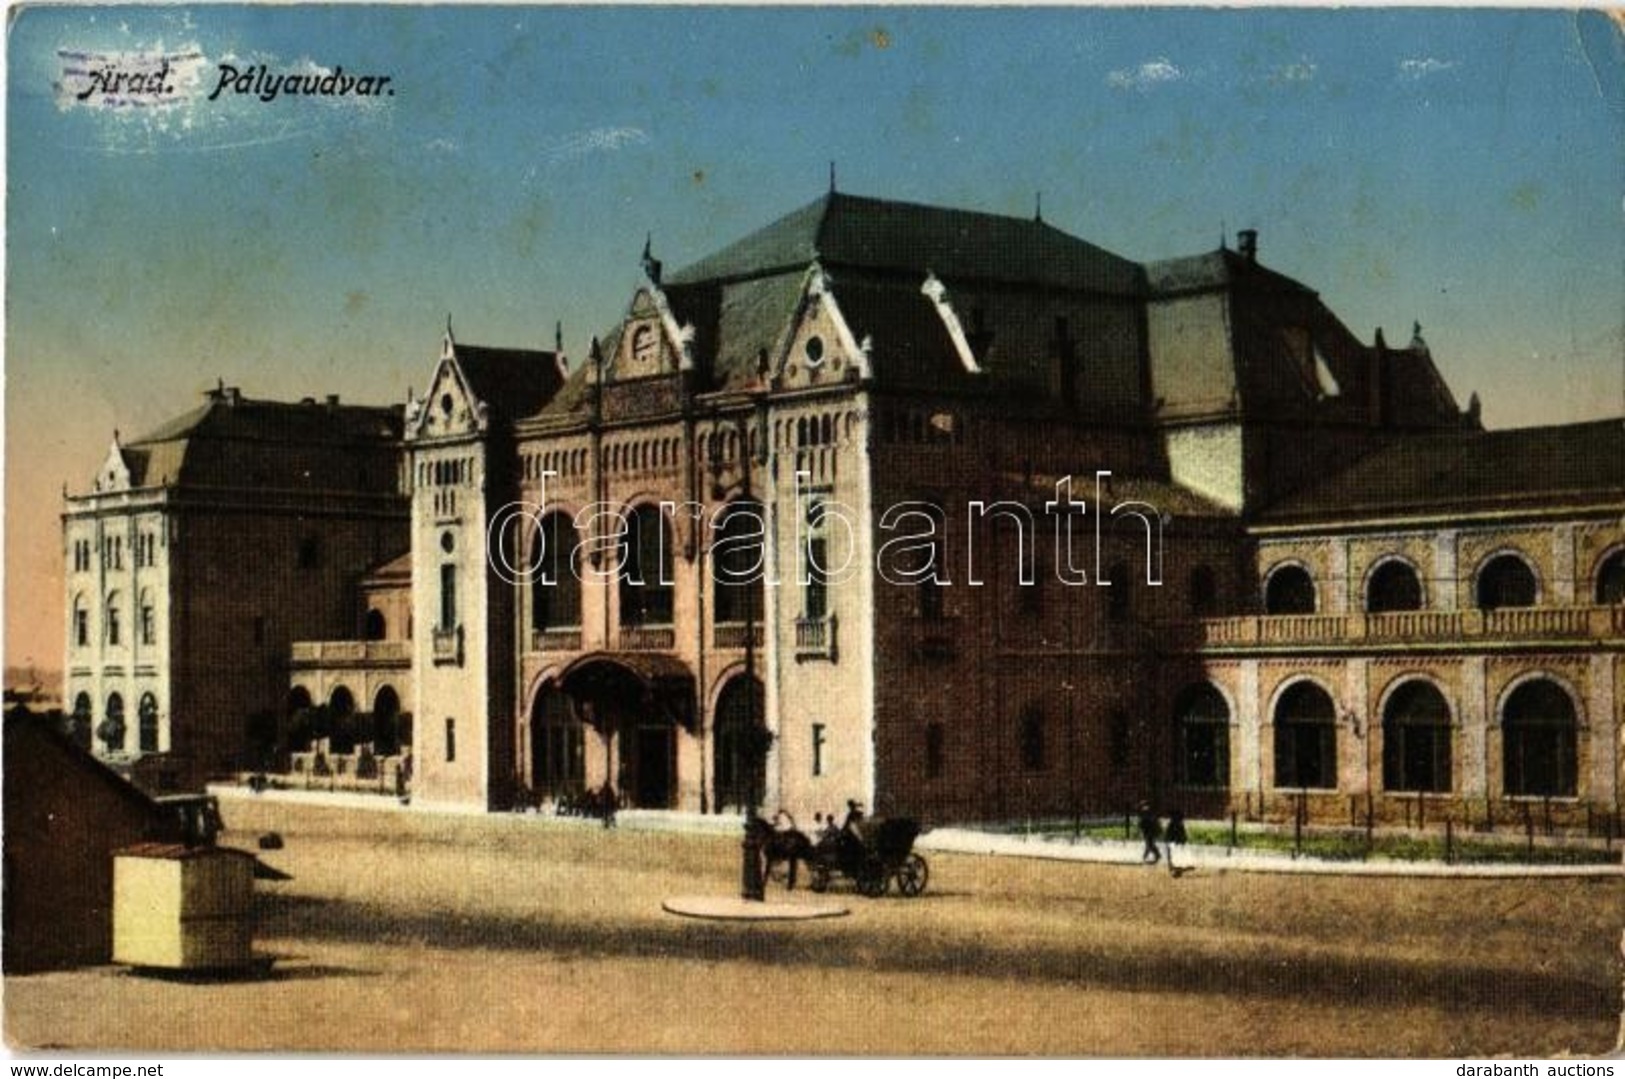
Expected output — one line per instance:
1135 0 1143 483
918 827 1624 878
211 784 1622 878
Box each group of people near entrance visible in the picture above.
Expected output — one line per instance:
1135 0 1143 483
1137 802 1189 874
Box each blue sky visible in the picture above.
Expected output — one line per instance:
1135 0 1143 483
6 6 1623 667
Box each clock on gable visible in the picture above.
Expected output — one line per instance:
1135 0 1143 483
621 321 661 378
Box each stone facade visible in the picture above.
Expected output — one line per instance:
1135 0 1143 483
67 192 1624 828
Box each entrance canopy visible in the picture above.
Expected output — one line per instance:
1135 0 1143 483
557 651 696 731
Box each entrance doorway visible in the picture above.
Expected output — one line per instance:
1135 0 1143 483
629 724 676 809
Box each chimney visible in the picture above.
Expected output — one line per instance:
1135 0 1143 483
1236 229 1258 263
223 386 241 406
325 394 341 409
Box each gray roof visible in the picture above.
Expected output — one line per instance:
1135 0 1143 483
1145 248 1314 296
118 392 402 491
667 192 1144 296
451 344 565 424
1261 419 1625 522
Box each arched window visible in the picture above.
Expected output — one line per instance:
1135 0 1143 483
99 692 126 753
138 693 160 753
70 692 93 749
1273 681 1337 789
1175 683 1230 788
1502 679 1577 797
1188 566 1218 617
364 609 387 641
328 686 357 753
714 677 767 812
1366 560 1423 613
1476 553 1537 610
533 513 582 632
713 499 764 625
72 594 89 649
1596 550 1625 605
530 685 583 797
1381 681 1451 793
1019 705 1046 771
619 505 673 627
372 686 403 756
1264 564 1316 615
104 592 123 647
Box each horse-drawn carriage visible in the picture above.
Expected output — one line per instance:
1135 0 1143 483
806 817 929 898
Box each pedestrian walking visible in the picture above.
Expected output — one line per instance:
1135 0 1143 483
1164 809 1188 875
1137 801 1161 864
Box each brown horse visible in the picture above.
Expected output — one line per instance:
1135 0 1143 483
747 812 814 891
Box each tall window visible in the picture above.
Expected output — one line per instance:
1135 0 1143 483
439 564 458 631
1366 560 1424 613
620 505 673 627
1274 681 1337 789
530 686 584 796
1176 683 1230 788
1502 679 1577 797
1188 566 1218 617
1264 565 1316 615
915 502 946 620
100 693 126 753
713 500 764 625
1476 554 1537 610
811 723 827 778
924 722 945 780
804 498 831 621
1107 562 1131 623
444 717 457 763
1019 706 1046 771
140 598 155 646
714 677 766 811
73 595 89 648
1381 681 1452 793
138 693 160 753
533 513 582 632
70 693 93 749
105 594 122 647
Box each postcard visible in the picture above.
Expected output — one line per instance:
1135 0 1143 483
4 4 1622 1060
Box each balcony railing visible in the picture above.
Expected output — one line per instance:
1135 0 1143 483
794 614 838 661
713 622 764 650
619 625 676 651
289 640 412 667
432 625 462 666
530 628 583 654
1163 604 1623 651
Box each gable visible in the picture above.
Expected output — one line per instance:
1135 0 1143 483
92 440 133 493
414 355 484 440
613 287 691 382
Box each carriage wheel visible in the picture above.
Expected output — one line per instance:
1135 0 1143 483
809 863 831 893
856 861 888 897
896 853 929 897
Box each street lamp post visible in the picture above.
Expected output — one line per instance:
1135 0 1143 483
711 400 769 900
